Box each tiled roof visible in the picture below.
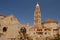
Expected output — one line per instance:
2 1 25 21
42 19 58 24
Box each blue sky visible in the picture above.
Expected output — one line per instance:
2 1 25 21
0 0 60 25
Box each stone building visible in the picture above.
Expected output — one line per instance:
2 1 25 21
29 3 58 40
0 2 59 40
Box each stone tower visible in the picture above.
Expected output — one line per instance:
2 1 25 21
34 3 41 27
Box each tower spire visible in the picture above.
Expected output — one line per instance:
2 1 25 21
34 0 41 27
36 0 39 7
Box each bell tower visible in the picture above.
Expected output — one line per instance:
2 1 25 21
34 2 41 27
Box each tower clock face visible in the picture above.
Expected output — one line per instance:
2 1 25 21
3 27 7 32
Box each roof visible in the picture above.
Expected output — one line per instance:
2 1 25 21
42 19 58 24
0 14 6 17
37 27 43 31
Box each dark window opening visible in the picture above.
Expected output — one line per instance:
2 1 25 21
44 29 47 31
3 27 7 32
45 32 47 35
37 32 43 35
53 29 58 31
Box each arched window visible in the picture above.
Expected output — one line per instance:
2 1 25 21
3 27 7 32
